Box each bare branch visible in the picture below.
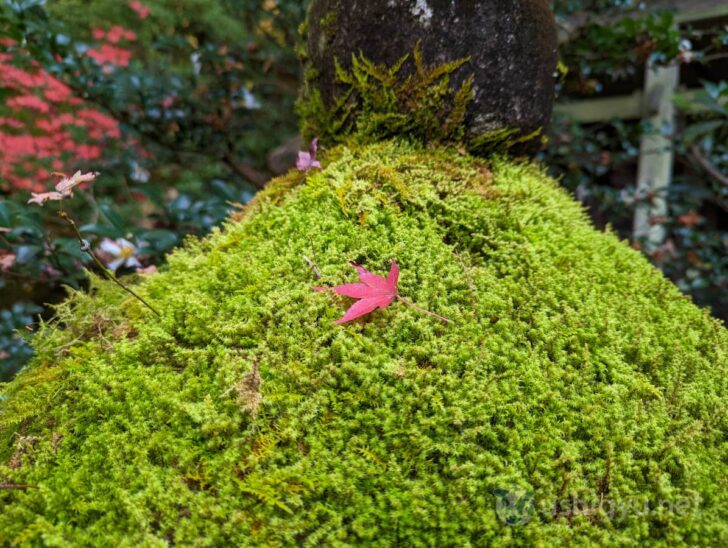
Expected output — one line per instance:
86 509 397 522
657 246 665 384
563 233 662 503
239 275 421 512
0 482 36 490
691 145 728 187
303 256 322 279
224 154 269 189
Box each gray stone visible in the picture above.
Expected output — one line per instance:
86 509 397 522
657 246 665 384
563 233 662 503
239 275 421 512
305 0 558 153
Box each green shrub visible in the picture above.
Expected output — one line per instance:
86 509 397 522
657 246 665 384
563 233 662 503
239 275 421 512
1 140 726 545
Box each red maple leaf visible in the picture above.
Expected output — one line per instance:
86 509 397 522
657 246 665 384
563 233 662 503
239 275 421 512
315 261 449 325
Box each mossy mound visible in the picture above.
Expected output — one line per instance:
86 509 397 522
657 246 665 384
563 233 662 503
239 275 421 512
1 141 726 545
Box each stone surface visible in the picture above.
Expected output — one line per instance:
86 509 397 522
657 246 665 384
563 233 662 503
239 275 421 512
305 0 558 152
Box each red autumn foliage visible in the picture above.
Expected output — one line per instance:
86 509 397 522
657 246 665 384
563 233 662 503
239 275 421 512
0 24 138 194
87 44 133 67
87 27 135 68
128 1 151 20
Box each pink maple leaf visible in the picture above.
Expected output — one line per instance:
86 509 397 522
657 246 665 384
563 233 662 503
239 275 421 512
315 261 450 325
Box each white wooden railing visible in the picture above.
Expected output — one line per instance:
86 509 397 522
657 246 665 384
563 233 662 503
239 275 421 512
554 2 728 247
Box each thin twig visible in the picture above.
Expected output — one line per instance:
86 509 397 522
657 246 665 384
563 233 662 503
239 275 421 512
454 250 478 317
675 155 728 211
303 255 322 279
223 154 269 189
700 53 728 64
0 482 36 490
58 210 161 317
397 296 450 324
691 145 728 187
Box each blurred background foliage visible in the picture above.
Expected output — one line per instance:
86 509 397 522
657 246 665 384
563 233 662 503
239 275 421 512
0 0 726 379
547 0 728 320
0 0 305 379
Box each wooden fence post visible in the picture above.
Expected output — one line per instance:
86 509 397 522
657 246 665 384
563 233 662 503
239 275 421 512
632 61 680 249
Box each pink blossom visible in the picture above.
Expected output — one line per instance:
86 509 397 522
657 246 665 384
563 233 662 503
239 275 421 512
27 171 98 205
55 170 98 194
296 137 322 172
27 191 66 205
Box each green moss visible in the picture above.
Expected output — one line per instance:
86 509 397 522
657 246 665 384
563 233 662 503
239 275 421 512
319 9 337 36
295 20 309 62
468 127 548 157
1 141 727 545
298 42 545 155
298 43 477 148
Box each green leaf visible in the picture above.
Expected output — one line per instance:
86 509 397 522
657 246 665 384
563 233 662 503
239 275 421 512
79 223 123 239
682 120 724 144
99 203 127 231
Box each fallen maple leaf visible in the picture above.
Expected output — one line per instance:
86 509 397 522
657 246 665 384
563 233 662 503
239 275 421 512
315 261 450 324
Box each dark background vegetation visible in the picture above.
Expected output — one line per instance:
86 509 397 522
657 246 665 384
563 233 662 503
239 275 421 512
1 0 726 379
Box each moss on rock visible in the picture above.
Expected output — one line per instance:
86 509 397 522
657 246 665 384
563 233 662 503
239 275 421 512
1 141 727 545
302 0 558 154
298 42 477 151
